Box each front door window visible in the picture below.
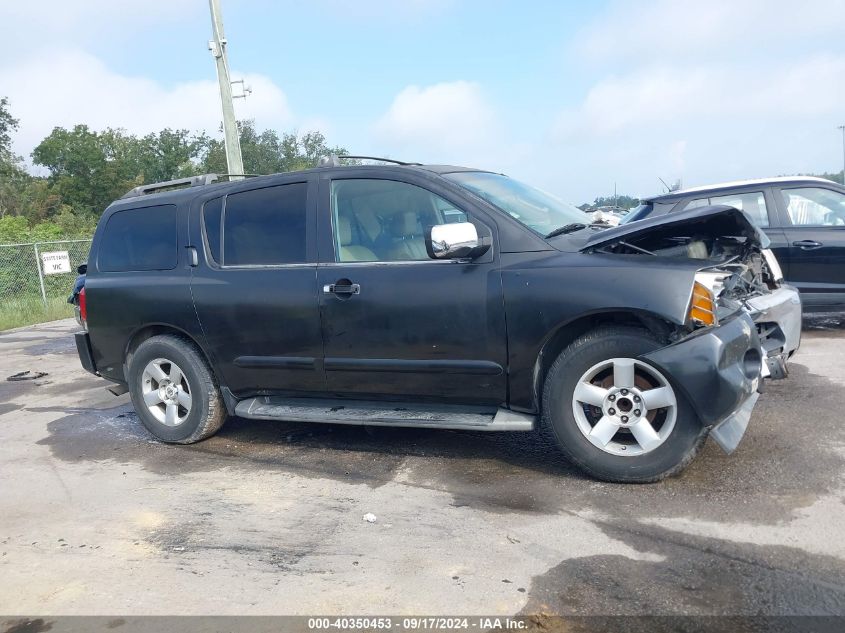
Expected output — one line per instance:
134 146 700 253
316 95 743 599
781 187 845 226
330 179 466 262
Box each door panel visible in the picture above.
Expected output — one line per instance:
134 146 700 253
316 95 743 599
190 178 326 396
776 186 845 308
316 176 507 405
317 262 507 404
192 267 325 395
761 228 791 280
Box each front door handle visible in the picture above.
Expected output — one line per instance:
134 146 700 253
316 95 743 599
323 281 360 295
792 240 823 250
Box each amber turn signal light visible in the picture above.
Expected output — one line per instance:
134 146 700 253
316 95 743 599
689 281 717 326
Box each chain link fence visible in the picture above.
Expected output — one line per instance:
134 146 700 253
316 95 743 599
0 239 92 329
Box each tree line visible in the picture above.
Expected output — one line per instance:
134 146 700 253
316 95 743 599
0 96 348 243
2 95 843 243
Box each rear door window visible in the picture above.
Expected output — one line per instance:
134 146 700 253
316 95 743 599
221 183 308 266
98 204 178 272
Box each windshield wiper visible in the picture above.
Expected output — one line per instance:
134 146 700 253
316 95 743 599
545 223 587 238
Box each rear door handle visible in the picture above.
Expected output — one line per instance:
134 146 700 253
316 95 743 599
792 240 823 250
323 282 360 295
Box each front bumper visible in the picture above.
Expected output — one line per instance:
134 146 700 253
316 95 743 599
745 284 802 364
641 312 763 453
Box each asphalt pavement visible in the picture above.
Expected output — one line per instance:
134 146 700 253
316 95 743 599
0 317 843 617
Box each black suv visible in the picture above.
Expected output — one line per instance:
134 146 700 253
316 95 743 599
74 160 801 482
624 177 845 312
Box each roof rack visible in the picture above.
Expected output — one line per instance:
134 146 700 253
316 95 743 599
120 173 258 199
317 154 422 167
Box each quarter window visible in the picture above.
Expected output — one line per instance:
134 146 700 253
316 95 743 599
221 183 308 266
99 204 178 272
686 192 769 227
202 197 222 263
781 187 845 226
331 180 468 262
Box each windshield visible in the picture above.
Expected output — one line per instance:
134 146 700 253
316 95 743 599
445 171 588 236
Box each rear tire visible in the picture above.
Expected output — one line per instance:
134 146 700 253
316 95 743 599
127 335 226 444
541 325 705 483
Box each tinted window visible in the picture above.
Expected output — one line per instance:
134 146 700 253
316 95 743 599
781 187 845 226
686 191 769 227
685 198 711 210
620 201 675 224
203 197 222 263
223 183 308 265
99 204 177 272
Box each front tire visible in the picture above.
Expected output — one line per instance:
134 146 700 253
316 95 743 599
541 326 705 483
127 335 226 444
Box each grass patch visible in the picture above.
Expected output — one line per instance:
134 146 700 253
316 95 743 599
0 295 75 331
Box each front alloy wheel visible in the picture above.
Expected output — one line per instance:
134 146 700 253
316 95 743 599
572 358 677 456
541 326 706 482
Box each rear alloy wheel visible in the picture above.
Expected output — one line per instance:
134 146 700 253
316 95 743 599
141 358 193 427
128 335 226 444
541 326 705 482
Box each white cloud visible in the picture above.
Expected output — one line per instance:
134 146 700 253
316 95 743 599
555 56 845 140
372 81 500 163
539 0 845 201
0 0 202 61
575 0 845 66
0 49 294 161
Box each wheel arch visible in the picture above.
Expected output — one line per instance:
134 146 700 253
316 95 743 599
124 323 218 384
531 309 677 411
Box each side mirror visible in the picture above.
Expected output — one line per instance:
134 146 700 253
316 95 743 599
77 263 87 275
425 222 489 260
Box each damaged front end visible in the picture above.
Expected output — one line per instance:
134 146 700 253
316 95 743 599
583 204 801 373
581 204 803 452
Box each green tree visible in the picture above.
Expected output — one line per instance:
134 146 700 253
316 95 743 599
198 120 349 175
31 125 144 215
588 194 640 210
796 171 844 185
138 128 206 182
0 96 19 165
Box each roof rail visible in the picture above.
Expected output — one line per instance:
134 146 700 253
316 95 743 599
120 173 259 199
317 154 422 167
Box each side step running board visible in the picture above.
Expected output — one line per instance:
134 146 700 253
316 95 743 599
234 397 535 432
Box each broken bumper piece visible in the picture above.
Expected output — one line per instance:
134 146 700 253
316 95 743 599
710 391 760 454
641 312 763 454
746 284 802 362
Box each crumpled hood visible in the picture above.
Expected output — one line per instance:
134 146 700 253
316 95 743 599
579 204 769 252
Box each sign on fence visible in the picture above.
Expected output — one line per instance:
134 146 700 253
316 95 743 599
41 251 72 275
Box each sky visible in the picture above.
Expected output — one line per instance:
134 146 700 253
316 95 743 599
1 0 844 203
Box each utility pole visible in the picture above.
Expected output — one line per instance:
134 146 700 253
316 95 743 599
838 125 845 185
208 0 244 179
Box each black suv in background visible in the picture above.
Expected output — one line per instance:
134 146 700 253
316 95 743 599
74 160 801 482
624 177 845 312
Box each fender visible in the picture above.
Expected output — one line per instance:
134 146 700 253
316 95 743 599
501 250 703 411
